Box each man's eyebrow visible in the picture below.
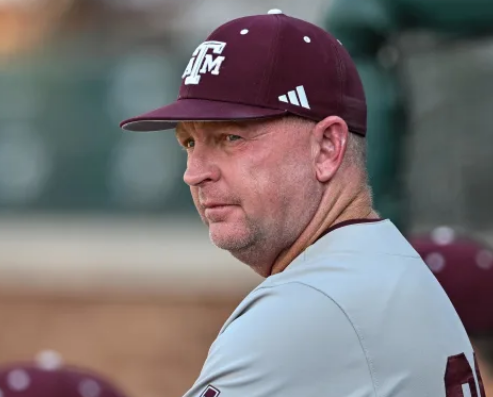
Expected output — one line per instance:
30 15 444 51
175 121 257 140
175 124 190 139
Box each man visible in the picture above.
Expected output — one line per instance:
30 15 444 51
0 350 129 397
120 9 484 397
410 226 493 395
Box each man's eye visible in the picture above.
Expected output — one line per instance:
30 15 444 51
184 139 195 149
226 134 242 142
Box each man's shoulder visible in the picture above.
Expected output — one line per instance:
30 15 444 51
190 281 374 397
214 276 370 355
229 226 424 330
266 219 432 307
243 229 464 348
221 279 342 334
214 280 365 365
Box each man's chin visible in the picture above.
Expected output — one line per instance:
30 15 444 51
208 223 254 252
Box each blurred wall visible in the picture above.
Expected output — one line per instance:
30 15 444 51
0 294 240 397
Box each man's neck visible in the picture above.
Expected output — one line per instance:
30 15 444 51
270 177 377 275
485 381 493 397
330 195 379 227
477 356 493 396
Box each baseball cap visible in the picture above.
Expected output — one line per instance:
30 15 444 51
409 226 493 336
119 9 367 135
0 350 129 397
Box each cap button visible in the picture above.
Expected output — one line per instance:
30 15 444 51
267 9 283 15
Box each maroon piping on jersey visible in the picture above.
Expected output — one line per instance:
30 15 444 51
312 218 385 246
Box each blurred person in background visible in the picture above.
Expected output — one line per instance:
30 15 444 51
0 350 130 397
119 9 483 397
410 227 493 396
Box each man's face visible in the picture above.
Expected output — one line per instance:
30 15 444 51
175 117 322 259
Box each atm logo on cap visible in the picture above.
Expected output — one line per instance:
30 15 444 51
182 41 226 85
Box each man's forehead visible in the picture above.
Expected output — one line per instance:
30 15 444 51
177 120 243 133
175 118 286 136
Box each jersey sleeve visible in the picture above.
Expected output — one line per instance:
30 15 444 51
182 282 374 397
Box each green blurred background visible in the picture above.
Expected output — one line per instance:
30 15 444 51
1 0 492 233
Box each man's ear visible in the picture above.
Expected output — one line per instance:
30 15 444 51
313 116 349 183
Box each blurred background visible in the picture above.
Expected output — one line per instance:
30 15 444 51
0 0 492 396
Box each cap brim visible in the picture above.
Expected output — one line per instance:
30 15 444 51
120 98 288 132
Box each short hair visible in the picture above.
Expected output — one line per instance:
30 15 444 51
345 132 367 171
285 115 370 193
284 115 367 168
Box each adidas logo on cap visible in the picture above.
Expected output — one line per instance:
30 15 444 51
278 86 310 109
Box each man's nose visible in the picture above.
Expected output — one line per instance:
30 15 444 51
183 147 221 186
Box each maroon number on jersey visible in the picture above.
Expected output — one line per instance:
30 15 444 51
445 353 486 397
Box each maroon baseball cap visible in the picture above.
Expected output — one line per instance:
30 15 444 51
409 227 493 336
120 9 367 135
0 351 129 397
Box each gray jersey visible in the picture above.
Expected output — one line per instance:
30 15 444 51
183 220 484 397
